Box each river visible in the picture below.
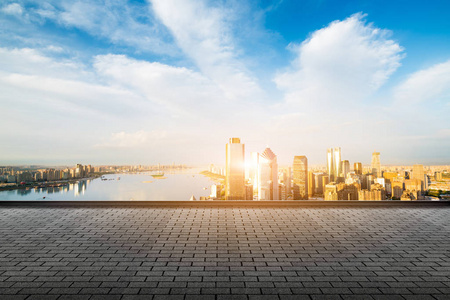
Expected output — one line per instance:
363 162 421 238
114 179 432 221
0 169 217 200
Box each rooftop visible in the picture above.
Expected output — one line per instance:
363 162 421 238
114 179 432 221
1 202 450 299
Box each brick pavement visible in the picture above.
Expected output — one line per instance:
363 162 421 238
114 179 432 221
0 206 449 299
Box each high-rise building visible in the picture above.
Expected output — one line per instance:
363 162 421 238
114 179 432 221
322 175 330 195
391 179 404 199
334 147 342 180
245 184 254 200
249 152 260 200
359 183 386 200
412 164 424 180
286 167 291 197
324 183 338 200
342 160 350 179
354 162 362 175
225 138 245 200
258 148 279 200
314 173 326 195
405 179 423 198
293 156 308 200
308 171 315 198
327 148 334 181
371 152 381 178
411 164 425 191
325 182 359 200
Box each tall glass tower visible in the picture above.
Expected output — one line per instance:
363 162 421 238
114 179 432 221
258 148 279 200
371 151 381 178
327 148 334 181
293 156 308 200
225 138 245 200
334 147 342 179
354 162 362 175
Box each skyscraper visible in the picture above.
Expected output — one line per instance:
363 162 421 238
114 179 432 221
411 164 424 181
249 152 260 200
293 156 308 200
342 160 350 179
354 162 362 175
411 164 425 191
371 152 381 178
334 147 342 179
308 171 315 198
327 148 334 181
258 148 279 200
225 138 245 200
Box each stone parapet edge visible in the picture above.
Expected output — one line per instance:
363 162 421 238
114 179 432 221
0 200 449 207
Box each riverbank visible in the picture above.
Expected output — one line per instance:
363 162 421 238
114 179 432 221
0 174 104 192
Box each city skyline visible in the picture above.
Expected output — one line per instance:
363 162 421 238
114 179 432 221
1 137 450 200
1 0 450 165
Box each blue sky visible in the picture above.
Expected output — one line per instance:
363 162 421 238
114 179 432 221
0 0 449 166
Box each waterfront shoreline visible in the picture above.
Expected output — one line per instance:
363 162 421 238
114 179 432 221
0 174 104 192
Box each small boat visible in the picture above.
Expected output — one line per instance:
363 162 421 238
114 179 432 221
151 172 165 178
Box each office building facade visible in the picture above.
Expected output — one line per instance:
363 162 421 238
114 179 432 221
225 138 245 200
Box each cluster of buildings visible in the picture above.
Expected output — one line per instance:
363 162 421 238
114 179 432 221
207 138 448 201
207 138 309 200
0 164 96 184
0 163 189 185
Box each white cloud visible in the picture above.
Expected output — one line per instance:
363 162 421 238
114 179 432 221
151 0 263 101
1 3 23 16
94 130 168 148
0 47 90 80
394 59 450 105
275 13 404 106
93 54 222 116
7 0 177 56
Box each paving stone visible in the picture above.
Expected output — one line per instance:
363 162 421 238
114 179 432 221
0 206 448 299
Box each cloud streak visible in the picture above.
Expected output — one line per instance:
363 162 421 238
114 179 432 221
151 0 263 101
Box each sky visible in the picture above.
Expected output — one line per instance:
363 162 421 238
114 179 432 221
0 0 449 166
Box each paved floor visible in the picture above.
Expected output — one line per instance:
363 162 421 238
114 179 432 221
0 206 450 300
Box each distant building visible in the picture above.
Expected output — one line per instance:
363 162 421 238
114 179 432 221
401 190 421 201
314 173 326 195
258 148 279 200
308 171 315 197
405 179 423 199
354 162 362 175
225 138 245 200
245 184 253 200
293 156 308 200
327 148 335 181
210 184 224 199
7 175 16 183
435 172 443 181
371 152 381 178
324 182 358 200
324 183 338 200
342 160 350 179
322 175 330 195
411 164 425 191
411 164 425 181
405 179 422 192
249 152 260 200
358 183 385 200
334 147 342 181
391 179 404 199
75 164 83 178
375 177 385 188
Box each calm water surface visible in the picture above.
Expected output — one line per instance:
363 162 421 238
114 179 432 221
0 169 216 200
